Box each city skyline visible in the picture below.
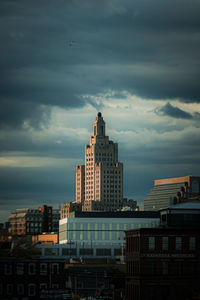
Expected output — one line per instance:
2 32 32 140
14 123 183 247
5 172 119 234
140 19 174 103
1 0 200 222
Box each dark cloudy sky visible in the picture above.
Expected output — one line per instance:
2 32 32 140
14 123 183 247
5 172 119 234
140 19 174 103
1 0 200 221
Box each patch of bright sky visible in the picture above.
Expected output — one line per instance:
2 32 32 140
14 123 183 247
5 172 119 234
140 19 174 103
31 92 200 152
0 156 77 168
2 91 200 168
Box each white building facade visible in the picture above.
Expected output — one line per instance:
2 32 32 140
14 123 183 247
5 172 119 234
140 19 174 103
43 212 160 259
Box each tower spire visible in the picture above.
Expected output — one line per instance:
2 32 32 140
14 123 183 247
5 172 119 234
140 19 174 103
93 112 105 137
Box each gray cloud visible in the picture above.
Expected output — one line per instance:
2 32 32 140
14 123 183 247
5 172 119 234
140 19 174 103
154 102 193 119
1 0 200 128
1 0 200 221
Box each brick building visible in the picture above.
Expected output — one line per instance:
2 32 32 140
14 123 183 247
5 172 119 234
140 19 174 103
9 206 60 236
126 202 200 300
9 208 43 236
126 227 200 300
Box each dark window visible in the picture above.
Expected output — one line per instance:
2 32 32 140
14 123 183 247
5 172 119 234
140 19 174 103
28 284 36 296
162 237 168 250
17 284 24 295
28 263 36 275
7 284 13 295
114 248 122 256
175 237 182 250
62 248 77 255
52 263 59 274
40 263 47 275
96 248 111 256
148 237 155 250
189 237 196 251
80 248 93 255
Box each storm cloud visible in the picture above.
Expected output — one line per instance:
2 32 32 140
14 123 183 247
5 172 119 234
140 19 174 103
154 102 193 119
1 0 200 128
1 0 200 221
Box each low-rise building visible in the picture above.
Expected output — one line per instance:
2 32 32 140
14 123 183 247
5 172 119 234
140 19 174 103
160 202 200 228
9 206 60 236
144 175 200 211
125 202 200 300
126 227 200 300
32 233 59 245
0 257 67 299
56 211 160 260
9 208 43 236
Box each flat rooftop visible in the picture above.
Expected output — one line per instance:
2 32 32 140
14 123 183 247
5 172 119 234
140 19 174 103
69 211 160 218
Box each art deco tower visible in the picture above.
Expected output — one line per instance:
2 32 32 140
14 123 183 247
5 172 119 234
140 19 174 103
76 112 123 211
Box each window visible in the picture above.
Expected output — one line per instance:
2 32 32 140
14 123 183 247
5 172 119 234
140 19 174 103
5 264 12 275
175 237 182 250
40 263 47 275
17 284 24 295
16 263 24 275
80 231 83 240
44 248 59 256
28 284 36 296
29 263 36 275
80 248 93 255
7 284 13 295
62 248 77 255
40 283 47 290
52 263 59 274
162 237 168 250
114 248 122 256
189 237 196 251
148 237 155 250
94 232 98 240
87 227 91 239
96 248 111 256
162 261 168 275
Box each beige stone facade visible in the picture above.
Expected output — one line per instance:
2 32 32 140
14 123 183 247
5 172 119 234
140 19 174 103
76 112 123 211
76 165 85 203
60 202 82 219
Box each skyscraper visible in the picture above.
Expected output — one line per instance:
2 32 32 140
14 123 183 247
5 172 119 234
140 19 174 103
76 112 123 211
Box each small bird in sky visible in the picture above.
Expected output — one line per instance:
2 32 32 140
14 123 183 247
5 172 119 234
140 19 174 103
68 40 76 47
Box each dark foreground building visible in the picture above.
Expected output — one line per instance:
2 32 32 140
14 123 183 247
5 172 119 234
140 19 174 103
126 227 200 300
0 257 69 299
125 203 200 300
